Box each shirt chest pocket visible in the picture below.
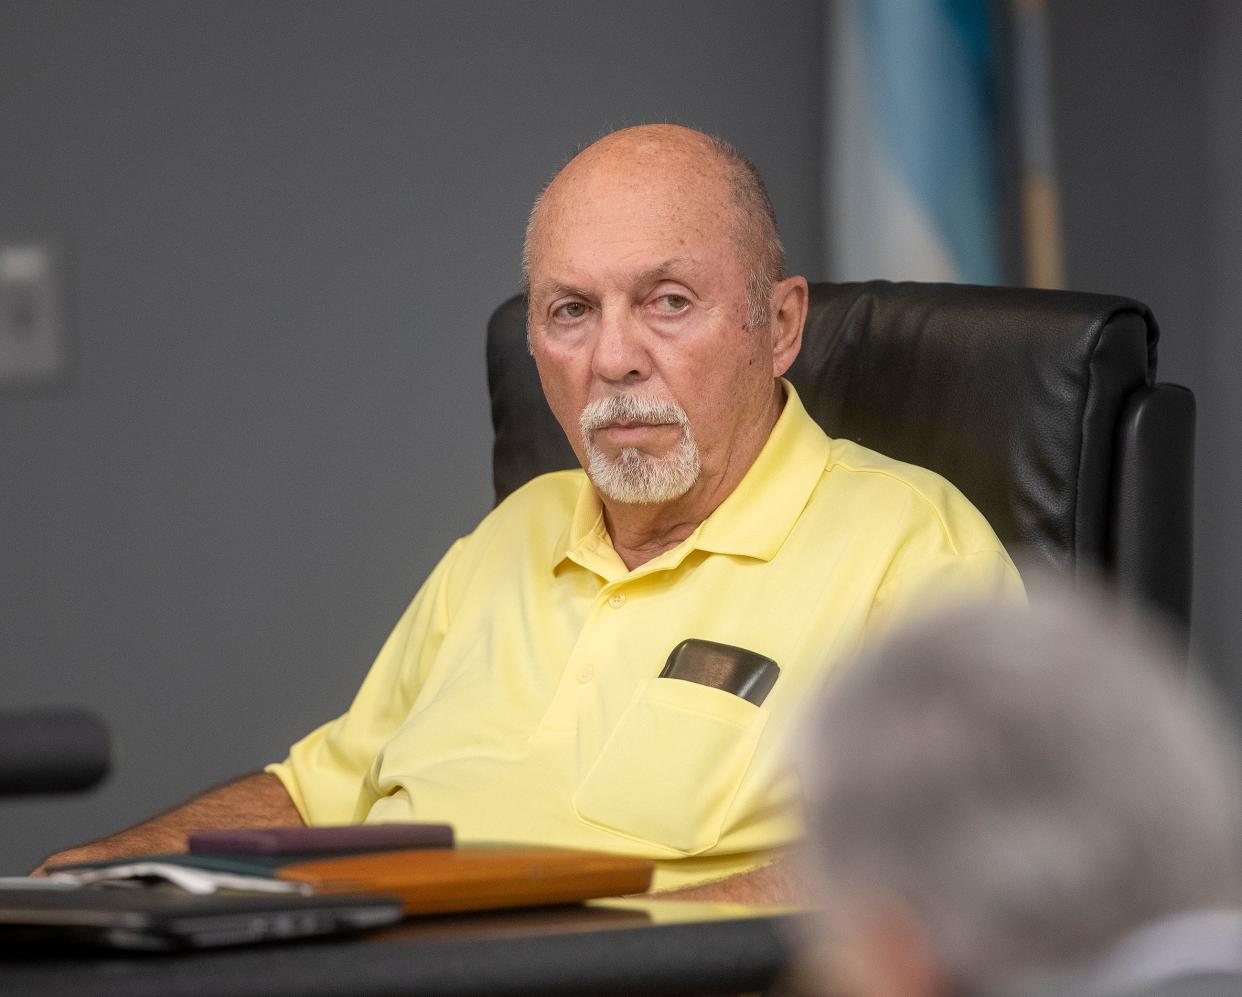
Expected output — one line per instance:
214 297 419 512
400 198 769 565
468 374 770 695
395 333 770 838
572 676 767 856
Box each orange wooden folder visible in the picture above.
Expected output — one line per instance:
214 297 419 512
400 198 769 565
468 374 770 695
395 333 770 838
275 846 654 915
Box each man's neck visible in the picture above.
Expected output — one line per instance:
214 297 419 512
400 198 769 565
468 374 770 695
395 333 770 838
600 383 785 571
601 496 715 572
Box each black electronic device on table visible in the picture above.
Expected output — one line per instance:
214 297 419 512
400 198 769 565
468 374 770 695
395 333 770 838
0 888 403 952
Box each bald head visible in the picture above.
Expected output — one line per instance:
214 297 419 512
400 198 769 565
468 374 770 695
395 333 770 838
523 125 785 329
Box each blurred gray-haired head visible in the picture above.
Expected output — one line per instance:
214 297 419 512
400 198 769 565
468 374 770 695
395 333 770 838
797 587 1242 994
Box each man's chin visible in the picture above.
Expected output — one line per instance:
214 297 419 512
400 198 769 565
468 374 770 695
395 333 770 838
605 443 664 462
586 450 700 506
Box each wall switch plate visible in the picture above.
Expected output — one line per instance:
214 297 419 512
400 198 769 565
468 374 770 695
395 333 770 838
0 243 67 384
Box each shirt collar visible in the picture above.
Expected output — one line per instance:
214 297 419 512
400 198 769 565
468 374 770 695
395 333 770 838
553 380 832 577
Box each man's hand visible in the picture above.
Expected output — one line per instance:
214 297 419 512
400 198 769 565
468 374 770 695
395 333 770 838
32 771 302 875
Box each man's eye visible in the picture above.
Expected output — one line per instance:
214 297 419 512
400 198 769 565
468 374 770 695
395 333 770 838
655 294 690 312
553 301 589 320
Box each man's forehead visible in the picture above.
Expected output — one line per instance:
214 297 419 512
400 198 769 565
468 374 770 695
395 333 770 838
529 179 735 286
529 256 710 299
545 172 714 229
536 131 732 229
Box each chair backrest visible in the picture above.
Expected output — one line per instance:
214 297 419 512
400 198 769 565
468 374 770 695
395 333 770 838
487 281 1195 635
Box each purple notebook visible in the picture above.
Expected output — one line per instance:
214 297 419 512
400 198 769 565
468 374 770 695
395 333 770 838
188 822 454 856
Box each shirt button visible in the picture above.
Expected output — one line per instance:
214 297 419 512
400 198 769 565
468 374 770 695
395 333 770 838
577 665 595 684
607 593 626 608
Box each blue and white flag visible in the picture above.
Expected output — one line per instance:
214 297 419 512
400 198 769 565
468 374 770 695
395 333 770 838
827 0 1005 284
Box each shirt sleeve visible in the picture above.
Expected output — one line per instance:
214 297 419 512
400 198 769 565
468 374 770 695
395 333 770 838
265 538 465 824
865 522 1025 638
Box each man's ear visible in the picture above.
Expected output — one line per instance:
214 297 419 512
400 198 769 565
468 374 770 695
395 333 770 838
769 276 808 378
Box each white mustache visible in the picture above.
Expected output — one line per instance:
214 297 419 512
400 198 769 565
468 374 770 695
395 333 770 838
579 396 690 436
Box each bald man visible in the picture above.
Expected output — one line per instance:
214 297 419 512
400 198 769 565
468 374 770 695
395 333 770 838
38 126 1021 901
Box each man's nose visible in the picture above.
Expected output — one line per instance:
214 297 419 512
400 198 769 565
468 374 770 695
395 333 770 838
590 306 650 384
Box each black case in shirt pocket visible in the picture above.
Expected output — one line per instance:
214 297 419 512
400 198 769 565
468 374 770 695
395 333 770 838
658 638 780 705
572 676 767 855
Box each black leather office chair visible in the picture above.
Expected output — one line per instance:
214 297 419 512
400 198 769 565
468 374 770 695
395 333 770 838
487 281 1195 640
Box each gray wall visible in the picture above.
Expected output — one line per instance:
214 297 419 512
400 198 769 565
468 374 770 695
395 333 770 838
1201 0 1242 701
2 1 1239 875
0 1 825 873
1046 0 1242 699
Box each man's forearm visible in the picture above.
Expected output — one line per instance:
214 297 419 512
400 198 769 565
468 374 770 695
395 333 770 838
647 855 809 906
34 771 302 874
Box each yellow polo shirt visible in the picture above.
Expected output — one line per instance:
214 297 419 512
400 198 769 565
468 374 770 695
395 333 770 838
268 383 1021 891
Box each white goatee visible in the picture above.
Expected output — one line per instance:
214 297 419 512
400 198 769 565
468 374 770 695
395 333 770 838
578 395 700 504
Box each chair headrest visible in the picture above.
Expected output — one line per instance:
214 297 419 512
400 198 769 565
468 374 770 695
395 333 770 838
487 281 1159 573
